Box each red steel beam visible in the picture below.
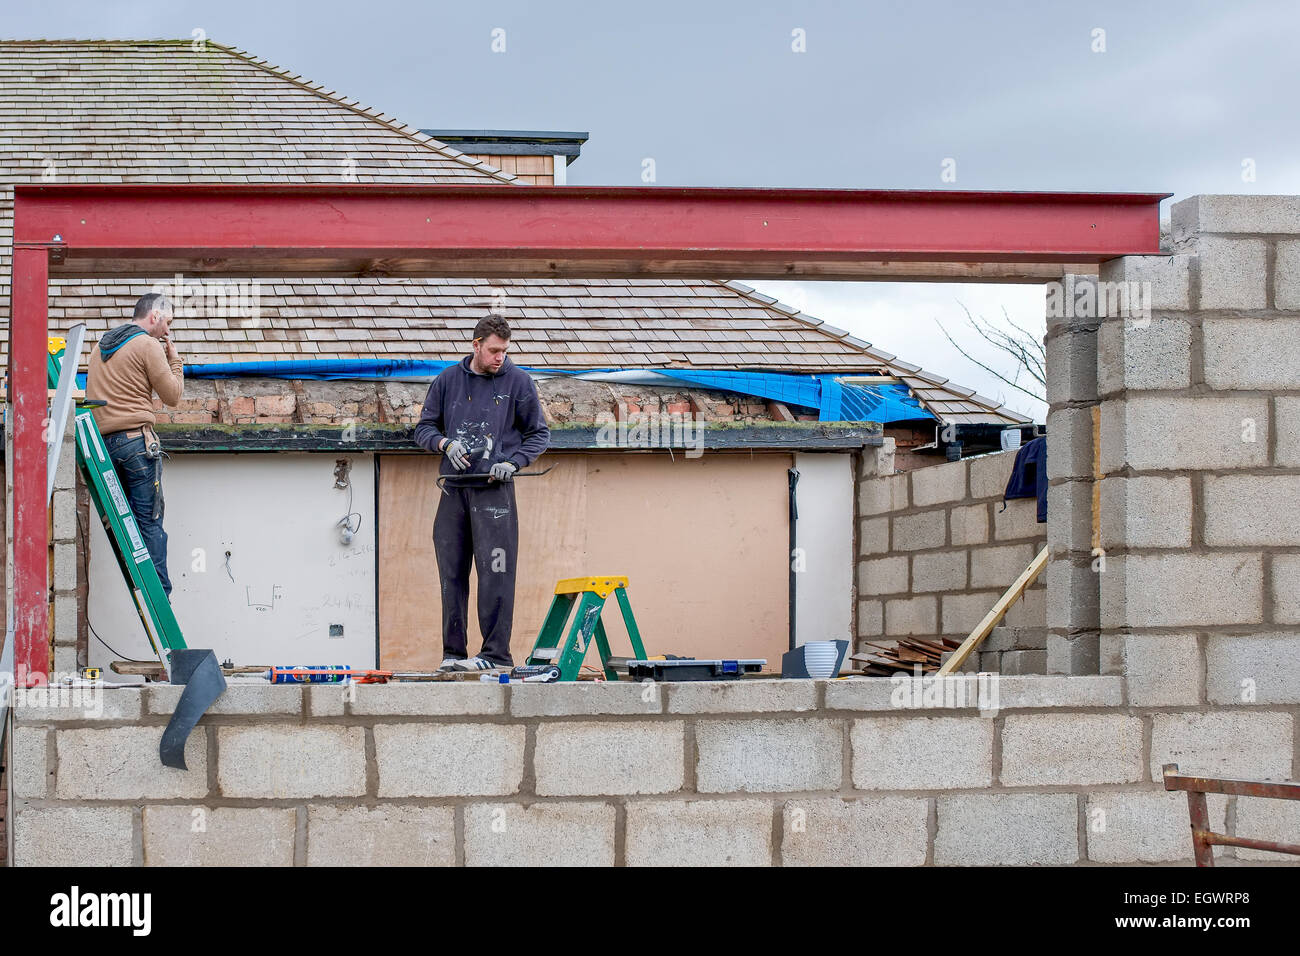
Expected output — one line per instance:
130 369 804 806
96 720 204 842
10 244 51 686
14 184 1168 279
7 183 1168 683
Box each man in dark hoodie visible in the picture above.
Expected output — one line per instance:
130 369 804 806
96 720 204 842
414 315 550 671
85 292 184 595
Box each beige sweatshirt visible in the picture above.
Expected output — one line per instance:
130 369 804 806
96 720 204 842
86 331 184 435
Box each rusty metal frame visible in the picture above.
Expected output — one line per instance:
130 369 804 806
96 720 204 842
1163 763 1300 866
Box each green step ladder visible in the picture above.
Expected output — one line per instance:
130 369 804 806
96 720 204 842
48 338 187 676
525 576 647 681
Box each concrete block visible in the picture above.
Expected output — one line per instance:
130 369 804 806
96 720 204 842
1275 396 1300 466
1150 711 1294 781
884 596 938 636
859 516 890 555
911 550 967 593
668 679 817 714
308 805 456 866
999 649 1046 674
695 718 842 793
858 555 908 596
308 684 346 717
52 542 76 590
1195 236 1268 310
781 797 928 866
824 677 909 712
1099 253 1192 311
1099 633 1125 675
1047 481 1092 554
1236 796 1300 861
1277 239 1300 310
52 592 78 645
512 680 662 717
1001 585 1046 628
1045 323 1098 405
968 451 1015 500
1205 318 1300 389
535 721 683 796
1046 632 1099 675
983 626 1047 652
911 460 966 506
992 675 1123 709
949 503 989 546
858 473 908 516
625 799 773 866
11 685 136 721
969 543 1036 590
1046 405 1093 481
464 802 616 867
10 725 50 799
147 683 302 716
12 805 135 867
1046 560 1099 631
935 793 1079 866
349 682 505 716
1097 315 1192 393
978 651 1001 671
992 498 1042 542
1173 194 1300 237
218 725 366 798
891 511 945 551
860 437 896 478
1099 475 1193 550
940 591 1001 636
1099 396 1269 473
375 723 525 797
143 807 296 866
1101 553 1263 628
857 599 883 637
1123 633 1202 706
1270 553 1300 623
56 726 208 799
1205 633 1300 704
851 716 993 789
1086 791 1227 863
1205 475 1300 546
1001 714 1143 786
52 488 76 540
53 645 78 676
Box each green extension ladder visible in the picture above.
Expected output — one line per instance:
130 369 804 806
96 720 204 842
525 576 647 681
48 339 187 674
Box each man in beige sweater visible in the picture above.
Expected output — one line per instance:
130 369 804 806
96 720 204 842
85 293 184 595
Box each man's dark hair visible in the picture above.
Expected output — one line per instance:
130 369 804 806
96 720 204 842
473 314 511 342
134 292 172 321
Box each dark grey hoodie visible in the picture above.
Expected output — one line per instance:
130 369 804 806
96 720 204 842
413 355 550 476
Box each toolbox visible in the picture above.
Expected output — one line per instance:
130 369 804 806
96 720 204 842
625 658 765 681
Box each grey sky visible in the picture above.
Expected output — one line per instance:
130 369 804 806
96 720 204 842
7 0 1295 420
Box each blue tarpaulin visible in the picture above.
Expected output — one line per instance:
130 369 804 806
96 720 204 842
183 359 932 424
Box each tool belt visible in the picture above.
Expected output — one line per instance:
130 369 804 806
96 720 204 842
112 424 166 520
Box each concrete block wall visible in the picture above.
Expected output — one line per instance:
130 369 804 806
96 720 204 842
1094 195 1300 707
857 447 1047 666
8 678 1296 866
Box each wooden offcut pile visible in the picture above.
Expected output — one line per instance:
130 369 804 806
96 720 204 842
849 638 964 675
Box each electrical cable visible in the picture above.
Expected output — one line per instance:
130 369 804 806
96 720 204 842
75 508 151 663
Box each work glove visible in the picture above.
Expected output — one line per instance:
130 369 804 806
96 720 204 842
440 439 470 471
489 460 518 482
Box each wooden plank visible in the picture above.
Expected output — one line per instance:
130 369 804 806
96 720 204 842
937 546 1049 676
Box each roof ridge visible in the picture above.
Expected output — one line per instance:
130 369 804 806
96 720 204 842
210 40 524 186
711 278 1027 422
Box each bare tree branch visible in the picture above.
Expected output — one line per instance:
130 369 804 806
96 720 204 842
936 301 1046 404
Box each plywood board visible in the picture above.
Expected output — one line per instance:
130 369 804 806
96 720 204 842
378 451 792 670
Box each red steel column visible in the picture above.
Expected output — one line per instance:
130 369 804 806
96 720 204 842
10 244 50 686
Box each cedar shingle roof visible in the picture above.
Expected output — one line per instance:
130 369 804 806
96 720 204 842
0 40 1029 426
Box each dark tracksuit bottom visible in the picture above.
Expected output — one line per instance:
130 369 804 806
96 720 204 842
433 480 519 667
